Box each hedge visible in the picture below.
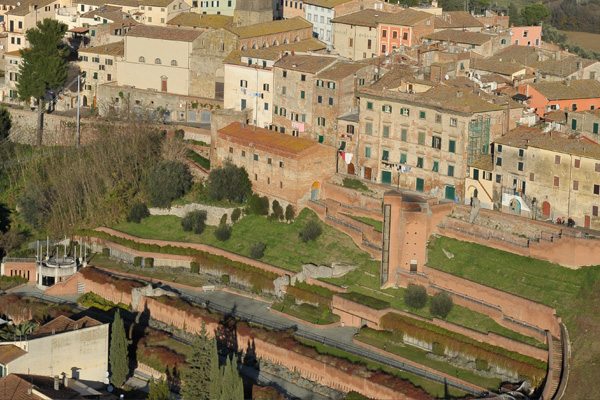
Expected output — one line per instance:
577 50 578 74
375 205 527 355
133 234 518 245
338 292 390 310
144 257 154 268
78 230 277 292
286 284 333 308
190 262 199 274
134 256 142 267
380 313 547 383
77 292 129 311
79 266 146 294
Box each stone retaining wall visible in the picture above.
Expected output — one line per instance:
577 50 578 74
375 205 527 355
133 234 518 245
149 203 239 226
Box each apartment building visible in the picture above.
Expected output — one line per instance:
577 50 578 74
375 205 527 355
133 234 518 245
77 40 123 108
566 109 600 142
516 79 600 118
510 25 541 47
377 9 434 54
137 0 190 26
424 29 511 58
433 11 483 33
533 57 600 82
331 10 382 60
2 49 20 101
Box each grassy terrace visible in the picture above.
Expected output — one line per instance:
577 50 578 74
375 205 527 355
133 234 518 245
342 214 383 232
271 295 340 325
426 236 600 400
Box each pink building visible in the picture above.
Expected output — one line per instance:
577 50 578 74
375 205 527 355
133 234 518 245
283 0 305 19
377 9 434 55
510 26 542 47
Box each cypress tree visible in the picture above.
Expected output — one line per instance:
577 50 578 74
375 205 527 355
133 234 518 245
148 377 170 400
109 309 129 388
182 324 220 400
220 355 244 400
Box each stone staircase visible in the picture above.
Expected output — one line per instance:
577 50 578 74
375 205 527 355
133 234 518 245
547 335 564 399
469 197 481 223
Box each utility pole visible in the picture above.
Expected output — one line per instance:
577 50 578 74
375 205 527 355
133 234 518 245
76 73 81 148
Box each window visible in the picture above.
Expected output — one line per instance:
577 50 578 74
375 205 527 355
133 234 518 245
148 17 152 22
417 157 423 168
367 39 371 49
435 114 441 124
400 153 407 164
229 146 233 154
365 147 371 158
401 129 407 141
241 99 246 110
382 104 392 113
328 97 333 105
447 165 454 177
171 60 177 66
594 206 599 217
433 161 439 172
595 184 600 195
418 131 425 145
267 158 272 165
597 163 600 172
367 101 373 110
327 82 336 89
518 149 524 158
301 74 306 81
432 136 441 150
530 173 534 181
317 96 322 104
496 174 502 183
382 150 389 161
274 105 278 114
575 159 581 168
383 125 390 138
139 56 145 62
155 58 161 64
554 176 559 187
316 80 323 87
253 154 259 161
263 83 270 91
264 102 269 110
571 119 577 130
450 118 457 127
381 44 386 54
317 117 326 126
497 144 502 153
240 80 247 88
365 122 372 135
93 72 98 79
300 90 305 99
496 157 502 166
279 161 284 168
346 125 354 134
392 31 398 39
419 111 426 119
283 70 287 78
349 38 353 47
382 29 387 38
518 162 524 171
403 32 408 40
555 155 561 164
572 103 578 111
107 74 112 81
573 180 579 190
594 123 599 134
400 107 410 116
282 86 287 95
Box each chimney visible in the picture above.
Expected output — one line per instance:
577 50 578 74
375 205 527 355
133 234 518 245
63 375 69 388
456 90 463 98
54 376 60 391
565 78 570 86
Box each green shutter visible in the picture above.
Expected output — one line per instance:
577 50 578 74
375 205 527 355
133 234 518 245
318 135 324 143
400 153 407 164
449 140 456 153
433 161 439 172
571 119 577 130
594 123 599 134
382 150 389 161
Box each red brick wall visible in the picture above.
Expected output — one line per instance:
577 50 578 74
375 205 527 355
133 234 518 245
3 262 36 283
321 182 382 213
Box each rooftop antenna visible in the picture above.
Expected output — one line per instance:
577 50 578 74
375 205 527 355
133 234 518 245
46 236 49 259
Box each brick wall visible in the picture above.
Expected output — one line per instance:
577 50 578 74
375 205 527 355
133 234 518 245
2 262 36 283
322 182 383 213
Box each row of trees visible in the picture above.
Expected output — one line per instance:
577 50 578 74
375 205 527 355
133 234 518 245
404 284 454 319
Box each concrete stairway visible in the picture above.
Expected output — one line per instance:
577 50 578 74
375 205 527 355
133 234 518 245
546 335 564 400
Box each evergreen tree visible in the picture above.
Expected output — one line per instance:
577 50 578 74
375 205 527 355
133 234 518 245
508 3 521 26
0 106 11 141
182 324 220 400
148 377 171 400
109 309 129 388
220 355 244 400
16 19 69 147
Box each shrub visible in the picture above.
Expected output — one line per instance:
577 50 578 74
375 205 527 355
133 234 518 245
221 274 230 284
231 208 241 223
214 224 231 241
220 213 228 225
144 258 154 268
127 202 150 223
299 220 322 243
190 262 199 274
404 284 427 309
432 342 445 356
133 256 142 267
342 178 368 191
181 210 207 234
102 248 110 257
476 358 489 371
285 204 295 222
147 161 192 208
206 161 252 203
430 292 453 319
249 242 266 259
174 129 185 140
272 200 283 220
248 194 269 215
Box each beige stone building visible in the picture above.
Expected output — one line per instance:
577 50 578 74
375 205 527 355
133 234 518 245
231 17 313 51
331 10 383 60
566 108 600 142
214 121 337 208
77 40 123 108
433 11 483 33
2 49 21 102
424 29 511 58
533 57 600 82
137 0 189 26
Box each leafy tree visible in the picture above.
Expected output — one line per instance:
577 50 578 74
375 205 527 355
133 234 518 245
127 202 150 223
147 161 192 208
430 292 454 319
219 355 243 400
285 204 295 222
271 200 283 220
520 4 550 26
0 106 11 141
181 210 207 234
109 309 129 388
18 184 48 230
404 284 428 309
299 220 322 243
148 377 170 400
248 194 269 216
214 224 231 241
249 242 266 259
508 3 521 26
182 324 220 400
17 19 69 147
206 161 252 203
231 208 241 223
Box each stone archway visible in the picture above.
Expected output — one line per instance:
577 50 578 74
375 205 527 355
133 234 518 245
509 198 521 214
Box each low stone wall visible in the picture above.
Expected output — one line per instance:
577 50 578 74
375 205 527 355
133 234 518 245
136 363 166 380
267 308 341 330
149 203 239 226
322 181 382 213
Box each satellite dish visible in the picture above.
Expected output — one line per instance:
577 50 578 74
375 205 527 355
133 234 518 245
107 385 114 393
374 68 378 73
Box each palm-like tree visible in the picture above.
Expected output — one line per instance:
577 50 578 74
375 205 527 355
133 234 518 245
0 321 38 340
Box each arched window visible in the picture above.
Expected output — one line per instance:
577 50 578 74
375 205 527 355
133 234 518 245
273 39 279 46
283 38 289 44
240 45 246 50
171 60 178 66
294 36 299 42
263 41 268 48
155 58 162 64
252 44 258 49
139 56 145 62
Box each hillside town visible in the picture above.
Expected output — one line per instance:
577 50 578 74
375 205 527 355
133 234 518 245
0 0 598 398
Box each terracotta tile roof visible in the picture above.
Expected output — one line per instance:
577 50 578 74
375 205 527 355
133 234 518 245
331 9 392 28
29 315 102 339
4 49 23 57
0 345 26 365
14 375 88 399
468 154 493 170
141 0 175 6
533 57 597 77
218 122 318 155
495 126 600 159
471 58 526 76
126 24 202 41
425 29 493 46
224 38 326 65
81 4 122 18
107 0 142 6
543 110 567 122
274 54 336 74
580 108 600 118
79 40 124 56
378 9 431 26
230 17 311 39
7 0 56 16
434 11 483 29
0 375 42 400
531 79 600 101
317 61 369 80
303 0 353 9
167 13 233 29
479 73 511 84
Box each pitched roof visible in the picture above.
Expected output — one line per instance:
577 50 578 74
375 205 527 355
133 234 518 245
531 79 600 101
425 29 494 46
126 24 202 41
491 44 545 65
434 11 483 29
141 0 175 5
7 0 57 16
468 154 493 170
218 122 318 155
534 57 597 77
303 0 353 9
495 126 600 159
223 38 326 65
14 375 89 399
378 9 432 26
318 61 370 80
167 12 233 29
28 316 102 339
274 54 337 74
80 4 123 19
79 40 124 56
471 58 526 76
229 17 311 39
331 9 391 28
0 374 42 400
0 345 26 365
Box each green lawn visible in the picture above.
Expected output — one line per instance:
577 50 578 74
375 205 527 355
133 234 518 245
271 296 340 325
342 214 383 232
113 208 378 273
